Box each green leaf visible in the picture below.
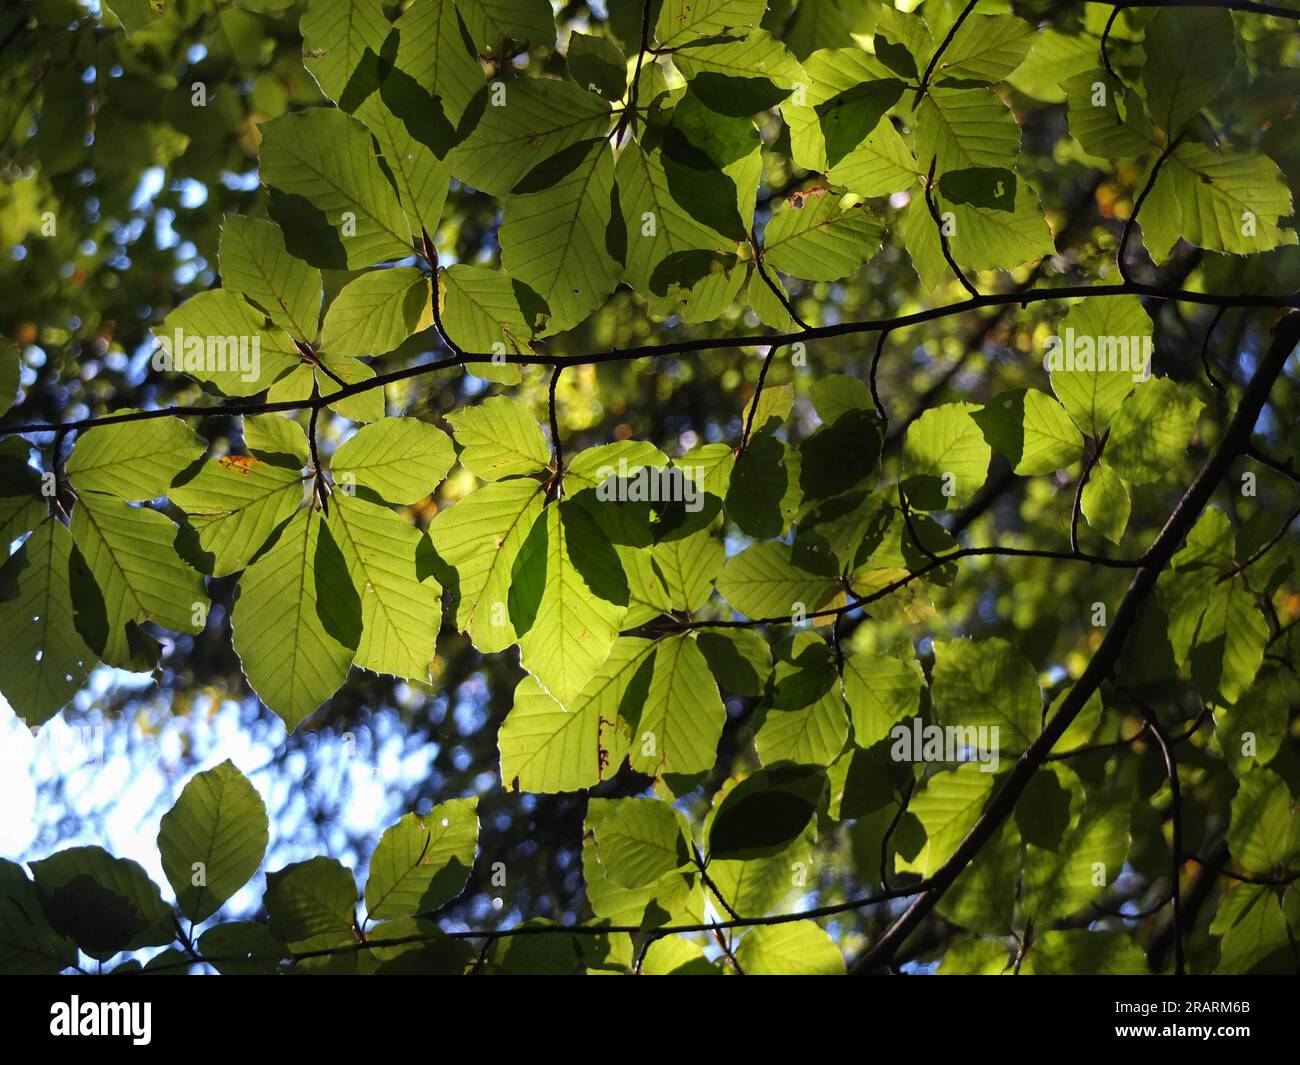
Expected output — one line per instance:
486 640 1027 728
231 506 358 730
1107 378 1204 485
0 520 98 726
1228 769 1299 875
624 633 727 778
842 648 924 749
512 501 628 706
901 401 991 510
934 13 1032 83
300 0 391 104
1159 512 1268 705
1064 71 1154 160
69 491 207 669
584 820 703 930
218 215 323 342
427 478 545 652
156 290 300 396
587 797 691 888
268 353 386 424
707 763 825 861
747 267 797 332
727 433 803 537
762 192 883 281
567 32 628 101
392 0 483 127
641 936 720 975
320 267 430 357
672 30 804 116
937 938 1012 974
1140 7 1235 134
457 0 555 57
781 48 908 176
264 856 357 947
1216 669 1294 776
697 627 771 696
735 920 846 975
170 455 306 577
1016 388 1080 475
717 540 838 621
931 636 1041 752
911 172 1054 279
445 395 551 481
331 416 454 504
615 137 740 298
244 414 310 469
873 5 933 76
828 119 919 197
1022 793 1130 923
0 860 76 974
897 764 996 878
367 917 472 973
1008 29 1100 103
1080 460 1130 545
1027 930 1147 975
755 633 848 767
1164 525 1263 707
669 92 762 234
1142 143 1297 261
196 921 286 975
439 265 542 374
937 822 1020 936
364 799 478 920
328 492 440 682
1049 295 1152 436
0 490 44 554
157 759 269 923
655 0 767 48
450 79 612 197
916 87 1020 174
353 83 453 238
498 671 630 793
66 416 205 502
799 408 883 502
500 140 621 334
809 373 875 425
652 526 724 613
647 256 749 323
102 0 164 35
260 109 413 269
30 846 174 959
1213 883 1295 974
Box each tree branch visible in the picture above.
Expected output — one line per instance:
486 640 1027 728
851 310 1300 973
2 283 1293 440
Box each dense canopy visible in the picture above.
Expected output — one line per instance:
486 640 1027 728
1 0 1299 976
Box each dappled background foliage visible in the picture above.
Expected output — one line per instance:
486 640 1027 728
0 0 1298 975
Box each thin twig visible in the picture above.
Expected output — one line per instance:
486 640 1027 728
3 282 1295 440
737 344 779 457
1199 305 1228 393
1132 695 1185 975
913 0 979 106
751 228 810 330
1099 5 1125 84
924 157 979 298
1117 133 1184 284
611 0 653 143
869 330 889 429
1070 431 1107 554
421 227 465 363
